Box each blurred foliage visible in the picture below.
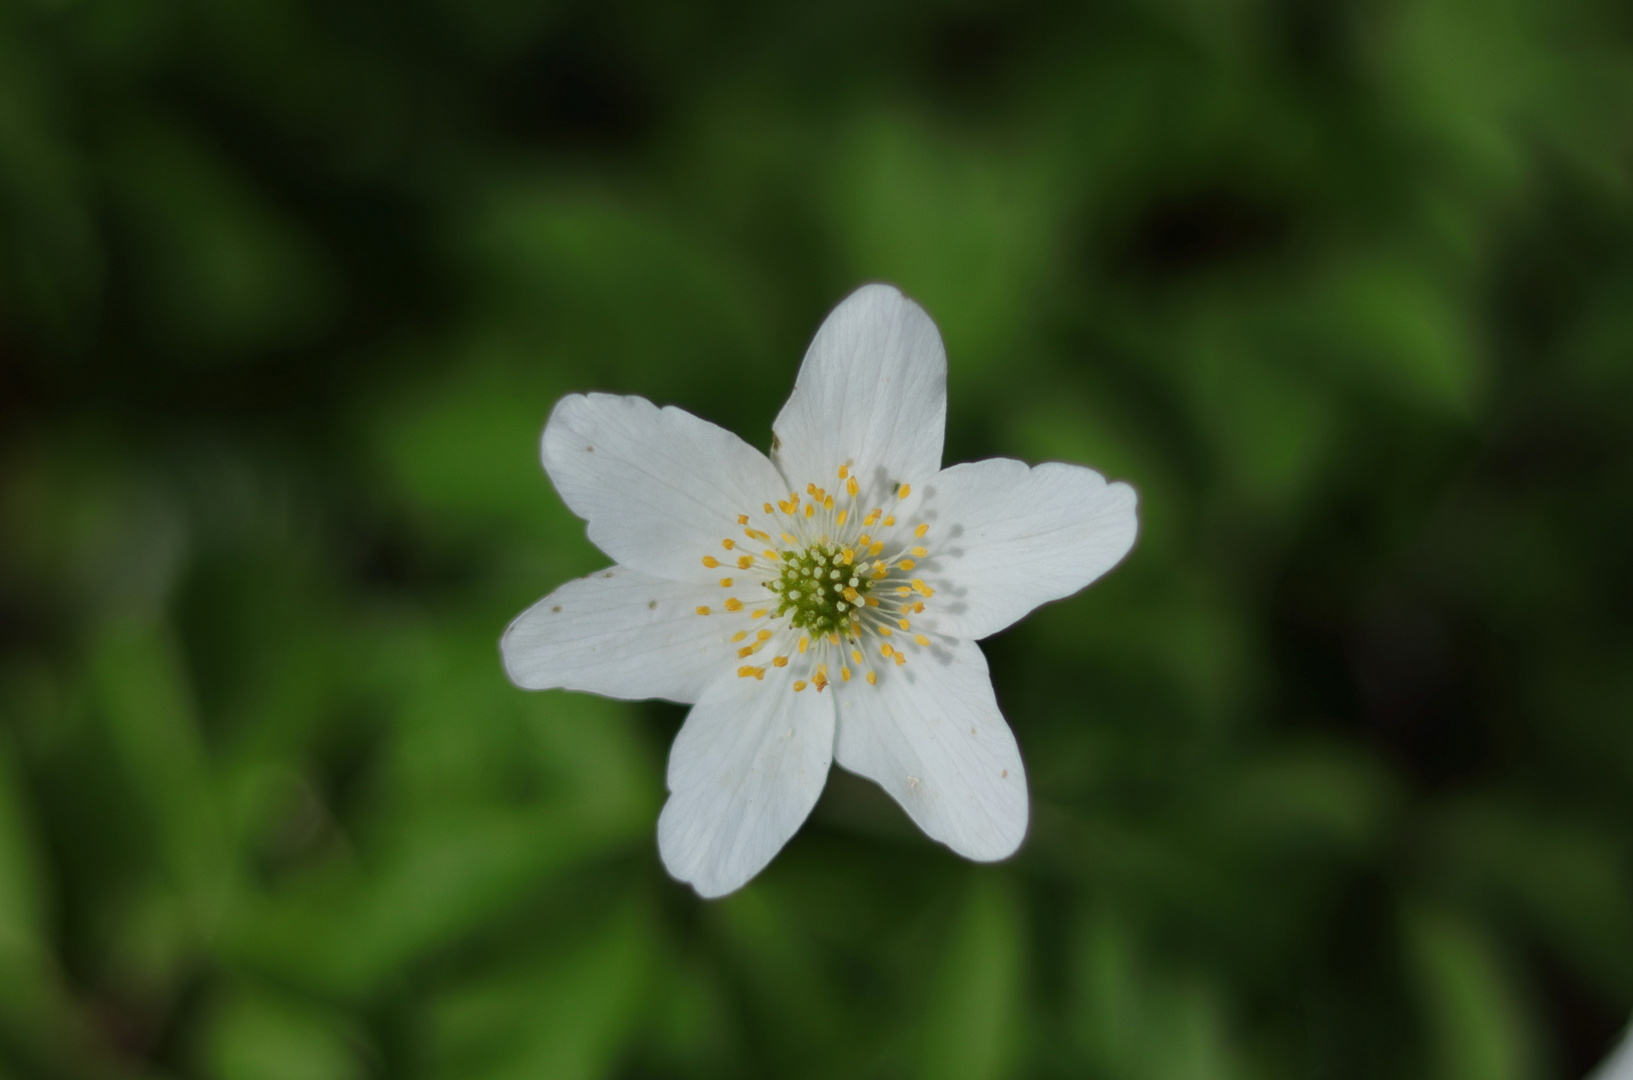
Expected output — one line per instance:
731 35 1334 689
1 0 1632 1077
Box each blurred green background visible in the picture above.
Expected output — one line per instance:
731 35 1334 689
2 0 1633 1077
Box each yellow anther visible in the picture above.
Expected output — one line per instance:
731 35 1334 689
804 504 814 518
893 651 906 666
838 464 849 479
824 495 834 510
778 499 792 514
746 528 769 542
846 476 859 497
841 667 851 682
793 680 807 692
851 648 863 663
914 523 929 537
757 629 772 641
858 534 872 546
868 541 884 556
843 587 860 602
782 532 796 543
879 626 893 637
880 643 894 658
751 609 768 619
842 548 855 565
696 606 711 616
896 586 911 595
773 655 789 668
702 556 719 568
724 598 743 612
731 630 747 642
738 555 753 569
864 510 880 526
913 602 925 613
763 550 777 559
898 618 911 630
738 645 756 658
814 671 828 691
914 634 930 647
798 635 809 654
899 559 916 570
910 546 928 557
720 577 733 587
738 665 759 678
898 484 911 499
738 514 750 526
862 670 875 685
883 516 895 527
865 597 880 607
722 538 736 550
763 502 774 514
837 508 849 525
828 633 840 645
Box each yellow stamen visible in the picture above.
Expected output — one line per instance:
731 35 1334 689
731 630 747 642
843 587 860 602
738 555 753 569
738 645 756 658
914 634 930 647
865 597 879 607
773 656 789 668
804 504 814 518
798 635 809 654
738 514 750 525
899 559 916 570
851 648 862 663
910 546 928 557
724 598 743 612
702 556 719 568
866 671 877 685
894 651 906 666
757 629 772 641
824 495 834 510
883 516 895 527
720 577 733 587
696 606 711 616
868 541 883 556
738 665 759 678
898 618 911 630
722 538 736 550
864 510 880 526
793 680 807 692
838 464 849 479
763 502 774 514
879 626 893 636
828 633 840 645
880 643 894 658
837 508 849 525
846 476 859 497
914 523 928 537
896 586 911 595
746 528 769 542
751 609 768 619
841 667 851 681
898 484 911 499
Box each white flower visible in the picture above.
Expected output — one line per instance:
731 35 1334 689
502 284 1138 897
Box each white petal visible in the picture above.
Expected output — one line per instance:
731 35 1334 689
833 639 1026 861
501 565 733 704
543 393 786 583
771 285 946 500
657 671 836 897
916 458 1137 642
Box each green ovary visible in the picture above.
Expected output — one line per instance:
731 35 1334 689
767 544 873 636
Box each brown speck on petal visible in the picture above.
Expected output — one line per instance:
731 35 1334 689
551 605 562 613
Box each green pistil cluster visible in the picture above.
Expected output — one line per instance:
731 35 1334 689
767 544 872 635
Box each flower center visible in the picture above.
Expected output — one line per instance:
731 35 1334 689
694 464 937 691
768 543 874 636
